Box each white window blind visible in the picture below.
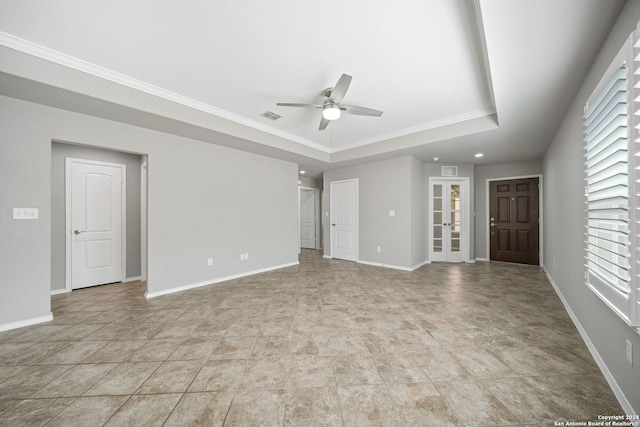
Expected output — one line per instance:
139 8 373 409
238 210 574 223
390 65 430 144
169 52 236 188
584 20 640 327
630 22 640 326
584 66 629 294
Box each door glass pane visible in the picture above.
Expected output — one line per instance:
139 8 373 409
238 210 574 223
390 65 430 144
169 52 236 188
433 226 442 239
433 212 442 225
451 212 460 232
451 239 460 252
434 184 442 197
434 198 442 211
434 239 442 252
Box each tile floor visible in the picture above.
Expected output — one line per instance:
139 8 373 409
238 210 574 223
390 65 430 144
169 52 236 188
0 250 623 426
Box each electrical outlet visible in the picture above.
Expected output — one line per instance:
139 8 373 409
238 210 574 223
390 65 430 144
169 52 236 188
245 252 249 260
207 258 213 266
626 339 633 366
240 253 245 261
377 246 381 253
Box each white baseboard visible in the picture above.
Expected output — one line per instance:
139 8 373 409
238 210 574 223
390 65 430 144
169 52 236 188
475 257 489 262
323 255 332 259
357 260 428 272
124 276 142 282
543 267 636 416
144 261 299 299
0 313 54 332
50 288 67 296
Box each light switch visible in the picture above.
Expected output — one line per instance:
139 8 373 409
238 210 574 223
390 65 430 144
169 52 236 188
13 208 38 219
389 210 396 217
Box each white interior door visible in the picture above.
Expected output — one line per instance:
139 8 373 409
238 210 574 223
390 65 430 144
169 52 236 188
300 188 316 249
430 178 469 262
68 158 125 289
330 179 358 261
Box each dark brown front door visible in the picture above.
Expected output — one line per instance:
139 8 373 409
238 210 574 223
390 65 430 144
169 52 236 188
490 177 539 265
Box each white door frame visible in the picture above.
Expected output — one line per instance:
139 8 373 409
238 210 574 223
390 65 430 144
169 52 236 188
65 158 127 292
428 177 471 262
329 178 359 260
484 174 543 265
299 186 320 250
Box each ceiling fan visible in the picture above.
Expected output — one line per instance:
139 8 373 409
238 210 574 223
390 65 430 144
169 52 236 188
277 73 383 130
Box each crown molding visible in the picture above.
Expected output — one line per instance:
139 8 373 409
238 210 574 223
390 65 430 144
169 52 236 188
328 106 497 154
0 31 330 154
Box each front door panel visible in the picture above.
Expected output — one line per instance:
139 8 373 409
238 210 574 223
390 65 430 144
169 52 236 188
490 178 539 265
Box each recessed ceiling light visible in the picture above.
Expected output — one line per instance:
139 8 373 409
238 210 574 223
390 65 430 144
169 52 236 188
300 170 306 174
432 157 439 162
474 153 484 158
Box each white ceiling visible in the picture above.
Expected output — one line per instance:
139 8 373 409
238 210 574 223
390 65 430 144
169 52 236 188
0 0 626 177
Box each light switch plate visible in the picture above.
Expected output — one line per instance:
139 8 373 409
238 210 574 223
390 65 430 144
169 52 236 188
389 210 396 217
13 208 38 219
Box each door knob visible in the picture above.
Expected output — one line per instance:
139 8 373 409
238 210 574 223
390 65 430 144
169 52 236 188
331 223 336 226
74 230 85 235
490 223 495 227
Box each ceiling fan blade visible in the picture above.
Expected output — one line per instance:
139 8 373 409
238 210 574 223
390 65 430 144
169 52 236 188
330 74 352 101
276 102 320 108
319 117 330 130
342 104 383 117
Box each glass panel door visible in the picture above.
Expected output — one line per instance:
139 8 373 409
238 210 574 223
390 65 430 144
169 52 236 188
450 184 461 253
433 184 443 253
430 179 467 262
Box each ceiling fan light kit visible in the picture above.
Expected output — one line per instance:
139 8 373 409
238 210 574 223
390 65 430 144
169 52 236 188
322 104 341 120
277 73 383 130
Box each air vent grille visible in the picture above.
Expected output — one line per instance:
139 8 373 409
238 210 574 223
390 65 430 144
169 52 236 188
261 111 282 121
441 166 458 177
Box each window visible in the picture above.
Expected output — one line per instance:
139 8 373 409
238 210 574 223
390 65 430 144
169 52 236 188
584 21 640 327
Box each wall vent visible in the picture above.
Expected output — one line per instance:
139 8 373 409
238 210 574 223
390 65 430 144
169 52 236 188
441 166 458 177
261 110 282 120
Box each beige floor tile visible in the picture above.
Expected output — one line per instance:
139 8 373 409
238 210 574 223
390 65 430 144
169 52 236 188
83 361 161 395
250 335 292 358
386 383 460 426
288 355 335 389
0 397 73 427
284 386 342 427
128 338 183 362
31 363 117 398
104 393 182 427
168 337 219 360
82 340 145 363
332 355 383 386
39 340 108 364
81 322 131 340
238 357 290 390
188 359 247 392
480 377 567 423
224 388 286 426
2 341 71 365
337 384 403 426
434 379 520 425
137 360 204 394
372 353 429 384
44 395 129 427
164 391 234 427
0 364 72 399
209 336 257 359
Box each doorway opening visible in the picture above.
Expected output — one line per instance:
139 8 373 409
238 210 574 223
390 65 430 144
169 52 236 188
51 141 147 294
299 187 320 250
